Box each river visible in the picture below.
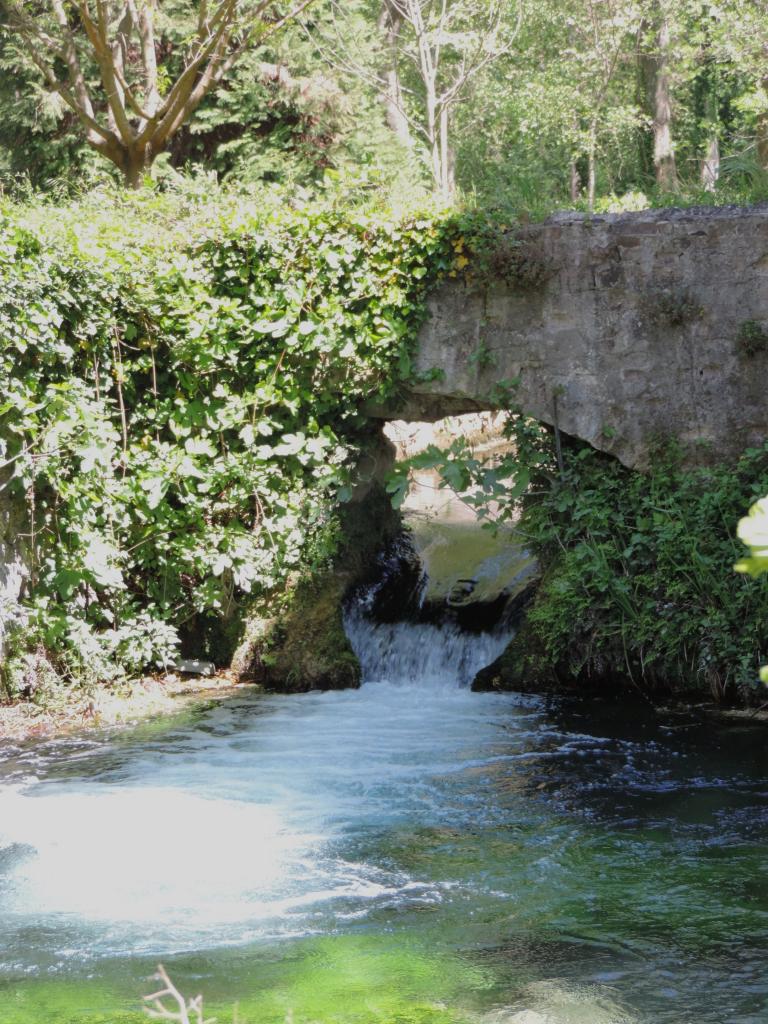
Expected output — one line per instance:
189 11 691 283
0 607 767 1023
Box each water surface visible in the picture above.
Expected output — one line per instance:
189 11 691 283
0 615 766 1023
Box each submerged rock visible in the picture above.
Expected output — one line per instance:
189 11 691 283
483 979 636 1024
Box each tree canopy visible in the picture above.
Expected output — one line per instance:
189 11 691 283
4 0 317 186
2 0 768 206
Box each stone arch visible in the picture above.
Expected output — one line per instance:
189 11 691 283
372 205 768 469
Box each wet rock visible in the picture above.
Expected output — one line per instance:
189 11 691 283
232 469 404 693
471 616 557 693
347 530 425 624
232 575 361 693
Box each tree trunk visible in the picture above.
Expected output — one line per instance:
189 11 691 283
701 133 719 191
425 90 442 193
701 89 719 191
125 162 145 189
757 76 768 169
439 104 455 198
569 157 581 202
642 8 677 192
430 139 442 194
587 121 597 212
378 1 412 148
116 144 152 190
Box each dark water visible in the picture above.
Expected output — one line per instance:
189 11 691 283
0 616 766 1023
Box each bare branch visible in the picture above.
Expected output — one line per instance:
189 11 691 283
143 964 217 1024
79 0 136 141
132 0 161 122
48 0 97 118
384 0 523 193
134 2 239 146
110 57 159 124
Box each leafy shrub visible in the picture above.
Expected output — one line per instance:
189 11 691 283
0 188 471 687
519 441 768 699
736 319 768 357
445 210 552 289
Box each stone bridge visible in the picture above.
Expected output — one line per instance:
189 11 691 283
4 204 768 655
375 205 768 468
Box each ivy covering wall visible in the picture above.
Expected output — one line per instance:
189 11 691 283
0 187 462 693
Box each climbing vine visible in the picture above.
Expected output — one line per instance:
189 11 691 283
0 191 488 694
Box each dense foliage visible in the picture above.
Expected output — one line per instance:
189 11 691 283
5 0 768 211
520 441 768 699
0 186 464 695
397 422 768 699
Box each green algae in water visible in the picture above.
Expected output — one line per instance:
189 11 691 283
3 685 768 1023
223 935 493 1024
1 977 143 1024
0 936 494 1024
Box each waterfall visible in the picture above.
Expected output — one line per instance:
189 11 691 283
343 598 510 690
342 507 526 690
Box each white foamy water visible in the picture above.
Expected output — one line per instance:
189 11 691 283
344 604 510 689
0 611 521 965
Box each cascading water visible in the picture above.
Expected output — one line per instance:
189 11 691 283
344 602 510 689
0 543 767 1022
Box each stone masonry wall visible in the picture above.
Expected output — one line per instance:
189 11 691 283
0 493 27 664
396 205 768 468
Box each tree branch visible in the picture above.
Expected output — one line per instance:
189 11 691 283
78 0 136 141
48 0 97 118
10 20 117 147
146 0 320 149
143 964 216 1024
134 0 161 121
134 0 238 146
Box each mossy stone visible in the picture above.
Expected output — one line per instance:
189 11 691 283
232 576 361 692
232 474 403 693
471 617 558 693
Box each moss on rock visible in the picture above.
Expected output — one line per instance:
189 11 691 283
471 581 559 693
232 469 404 693
232 575 361 692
